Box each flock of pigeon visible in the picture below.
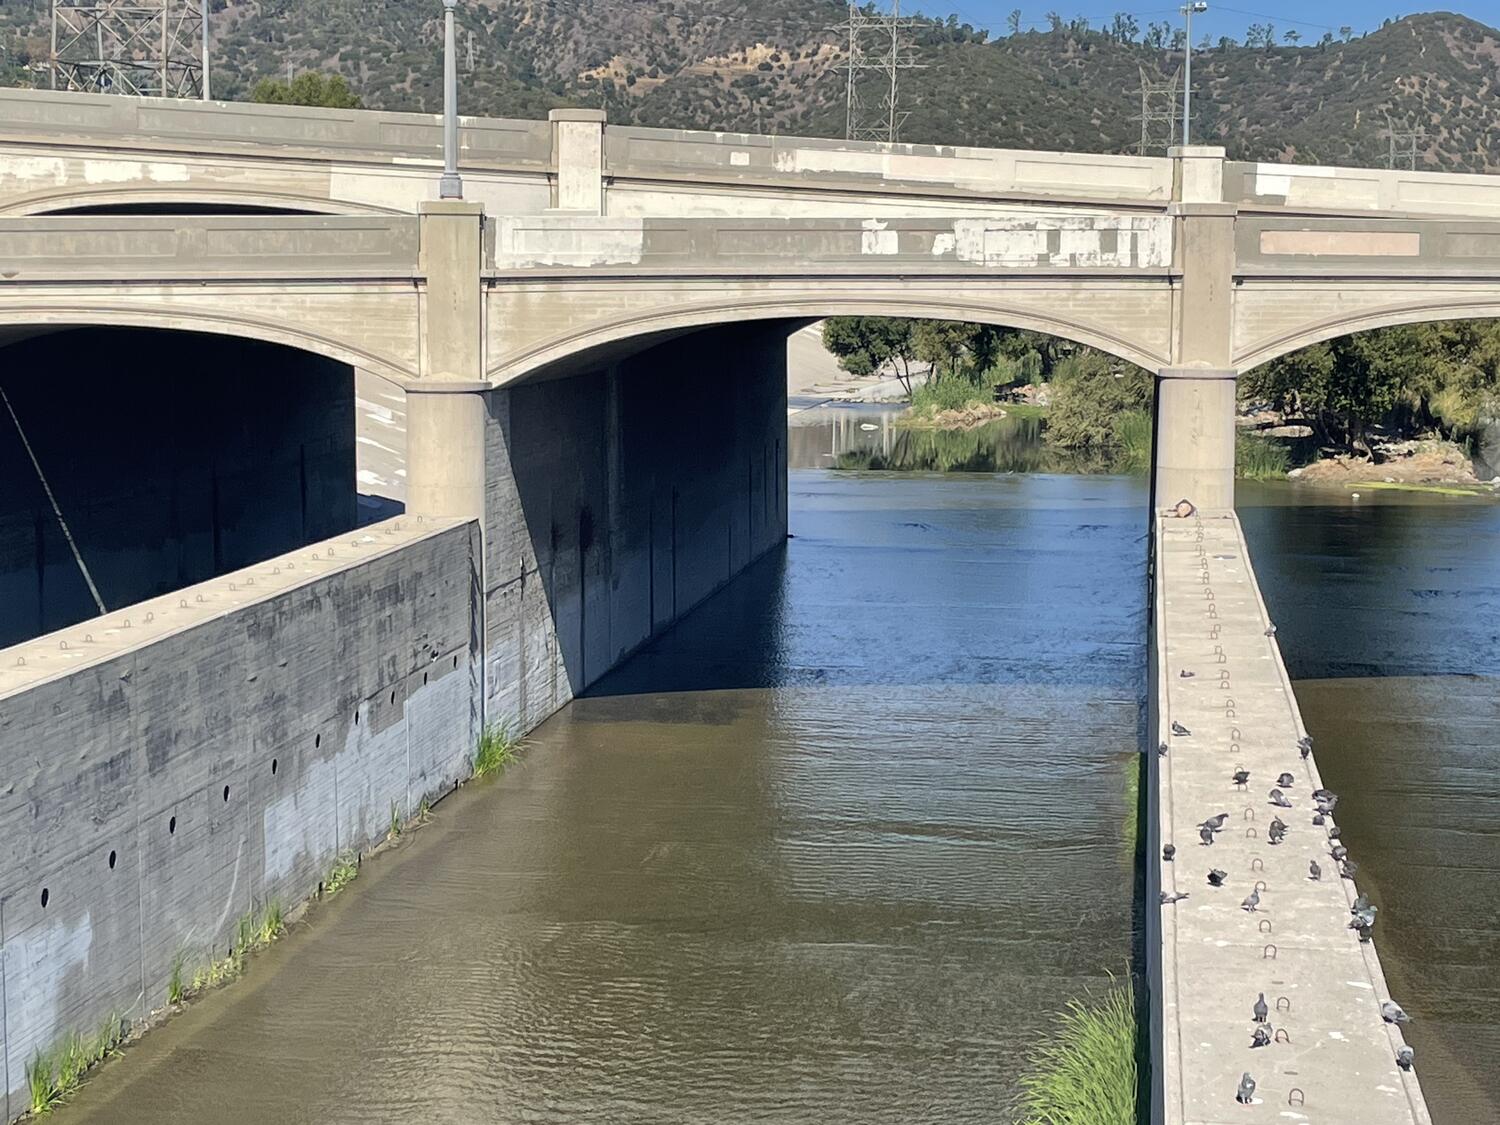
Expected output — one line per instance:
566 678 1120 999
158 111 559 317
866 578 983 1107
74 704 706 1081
1162 684 1418 1107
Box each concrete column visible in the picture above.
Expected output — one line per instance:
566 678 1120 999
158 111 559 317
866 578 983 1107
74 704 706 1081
406 386 488 523
549 108 606 214
1154 367 1236 511
1157 145 1238 511
418 200 484 382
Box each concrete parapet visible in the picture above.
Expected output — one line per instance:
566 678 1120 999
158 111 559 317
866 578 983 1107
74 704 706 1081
1149 510 1431 1125
0 516 481 1120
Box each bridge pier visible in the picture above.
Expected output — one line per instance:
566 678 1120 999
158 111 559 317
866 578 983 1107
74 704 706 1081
1153 367 1237 511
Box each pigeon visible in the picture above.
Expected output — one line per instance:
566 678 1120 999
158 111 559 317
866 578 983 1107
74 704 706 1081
1276 772 1295 788
1160 891 1190 905
1269 788 1293 808
1179 669 1196 678
1312 788 1336 801
1241 888 1260 912
1397 1045 1415 1071
1171 721 1191 737
1208 868 1228 887
1351 893 1371 914
1309 859 1322 880
1298 735 1313 759
1264 624 1277 636
1268 818 1287 845
1159 741 1169 757
1331 845 1349 862
1341 860 1359 879
1351 920 1373 943
1328 826 1342 840
1312 813 1327 827
1232 768 1250 788
1250 1025 1271 1048
1352 905 1377 929
1199 825 1215 846
1253 992 1268 1022
1316 798 1339 816
1202 813 1229 832
1236 1072 1256 1104
1162 844 1176 862
1381 1000 1411 1025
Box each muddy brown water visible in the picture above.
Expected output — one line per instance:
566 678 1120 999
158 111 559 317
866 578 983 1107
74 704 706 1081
53 419 1500 1124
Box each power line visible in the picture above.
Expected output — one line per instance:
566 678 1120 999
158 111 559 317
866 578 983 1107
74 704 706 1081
832 1 925 143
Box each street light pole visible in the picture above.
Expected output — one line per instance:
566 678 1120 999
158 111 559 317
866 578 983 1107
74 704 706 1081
439 0 463 199
1181 2 1207 146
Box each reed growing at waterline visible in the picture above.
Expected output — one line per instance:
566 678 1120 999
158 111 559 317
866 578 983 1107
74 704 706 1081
1013 979 1138 1125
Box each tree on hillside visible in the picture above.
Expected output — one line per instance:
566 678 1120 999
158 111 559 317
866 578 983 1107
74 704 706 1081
251 71 361 108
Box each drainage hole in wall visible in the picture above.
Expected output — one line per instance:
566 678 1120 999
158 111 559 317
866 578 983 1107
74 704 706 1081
108 850 117 870
423 672 429 686
40 888 49 908
354 709 360 726
271 758 279 776
453 655 458 669
169 815 177 835
315 733 321 748
390 690 396 705
222 785 230 803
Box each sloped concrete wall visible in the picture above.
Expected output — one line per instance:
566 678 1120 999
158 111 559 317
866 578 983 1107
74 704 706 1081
0 518 479 1119
482 321 789 727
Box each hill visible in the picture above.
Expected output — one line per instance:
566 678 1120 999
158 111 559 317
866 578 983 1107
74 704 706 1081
3 3 1500 171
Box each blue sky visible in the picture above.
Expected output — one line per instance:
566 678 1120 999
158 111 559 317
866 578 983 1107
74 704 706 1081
869 3 1500 40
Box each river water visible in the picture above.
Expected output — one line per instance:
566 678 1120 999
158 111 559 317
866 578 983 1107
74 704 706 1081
56 409 1498 1124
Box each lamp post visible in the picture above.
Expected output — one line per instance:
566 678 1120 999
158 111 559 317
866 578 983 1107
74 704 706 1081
1181 2 1207 146
439 0 463 199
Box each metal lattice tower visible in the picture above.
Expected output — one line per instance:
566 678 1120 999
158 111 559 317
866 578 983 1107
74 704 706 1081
832 1 925 143
1134 66 1180 156
50 1 208 99
1383 114 1427 170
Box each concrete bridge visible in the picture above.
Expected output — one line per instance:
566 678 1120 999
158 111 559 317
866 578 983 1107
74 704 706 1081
0 87 1467 1122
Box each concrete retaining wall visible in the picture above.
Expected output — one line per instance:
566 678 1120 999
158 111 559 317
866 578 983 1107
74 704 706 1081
481 321 789 726
0 517 479 1119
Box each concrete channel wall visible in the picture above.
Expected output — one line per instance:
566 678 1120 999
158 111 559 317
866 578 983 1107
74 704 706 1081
1148 509 1431 1124
0 517 479 1120
481 321 790 727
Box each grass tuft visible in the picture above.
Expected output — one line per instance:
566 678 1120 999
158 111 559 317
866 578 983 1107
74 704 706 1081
324 850 359 898
1013 979 1138 1125
388 800 403 842
24 1012 129 1113
1236 431 1291 479
167 950 187 1005
473 719 523 779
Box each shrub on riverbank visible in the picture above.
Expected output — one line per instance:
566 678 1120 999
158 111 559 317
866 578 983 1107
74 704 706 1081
473 720 523 778
1013 980 1138 1125
1236 432 1291 479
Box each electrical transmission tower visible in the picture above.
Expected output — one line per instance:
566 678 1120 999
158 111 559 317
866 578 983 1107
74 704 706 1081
50 1 208 99
833 1 925 143
1133 66 1180 156
1383 114 1426 170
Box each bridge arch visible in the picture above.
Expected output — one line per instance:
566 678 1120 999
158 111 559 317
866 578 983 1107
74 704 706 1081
1 187 405 218
0 302 418 388
488 289 1173 387
1236 296 1500 372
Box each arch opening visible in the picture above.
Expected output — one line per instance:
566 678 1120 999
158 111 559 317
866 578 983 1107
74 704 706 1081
0 326 380 648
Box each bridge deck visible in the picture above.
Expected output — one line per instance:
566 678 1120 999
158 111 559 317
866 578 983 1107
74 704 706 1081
1153 511 1430 1124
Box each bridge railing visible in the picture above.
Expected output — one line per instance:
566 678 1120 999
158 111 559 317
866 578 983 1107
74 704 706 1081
0 87 552 170
0 215 421 280
603 124 1174 205
1227 159 1500 218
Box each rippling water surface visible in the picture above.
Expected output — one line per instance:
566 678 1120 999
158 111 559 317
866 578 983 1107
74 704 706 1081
57 471 1147 1125
1241 486 1500 1125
